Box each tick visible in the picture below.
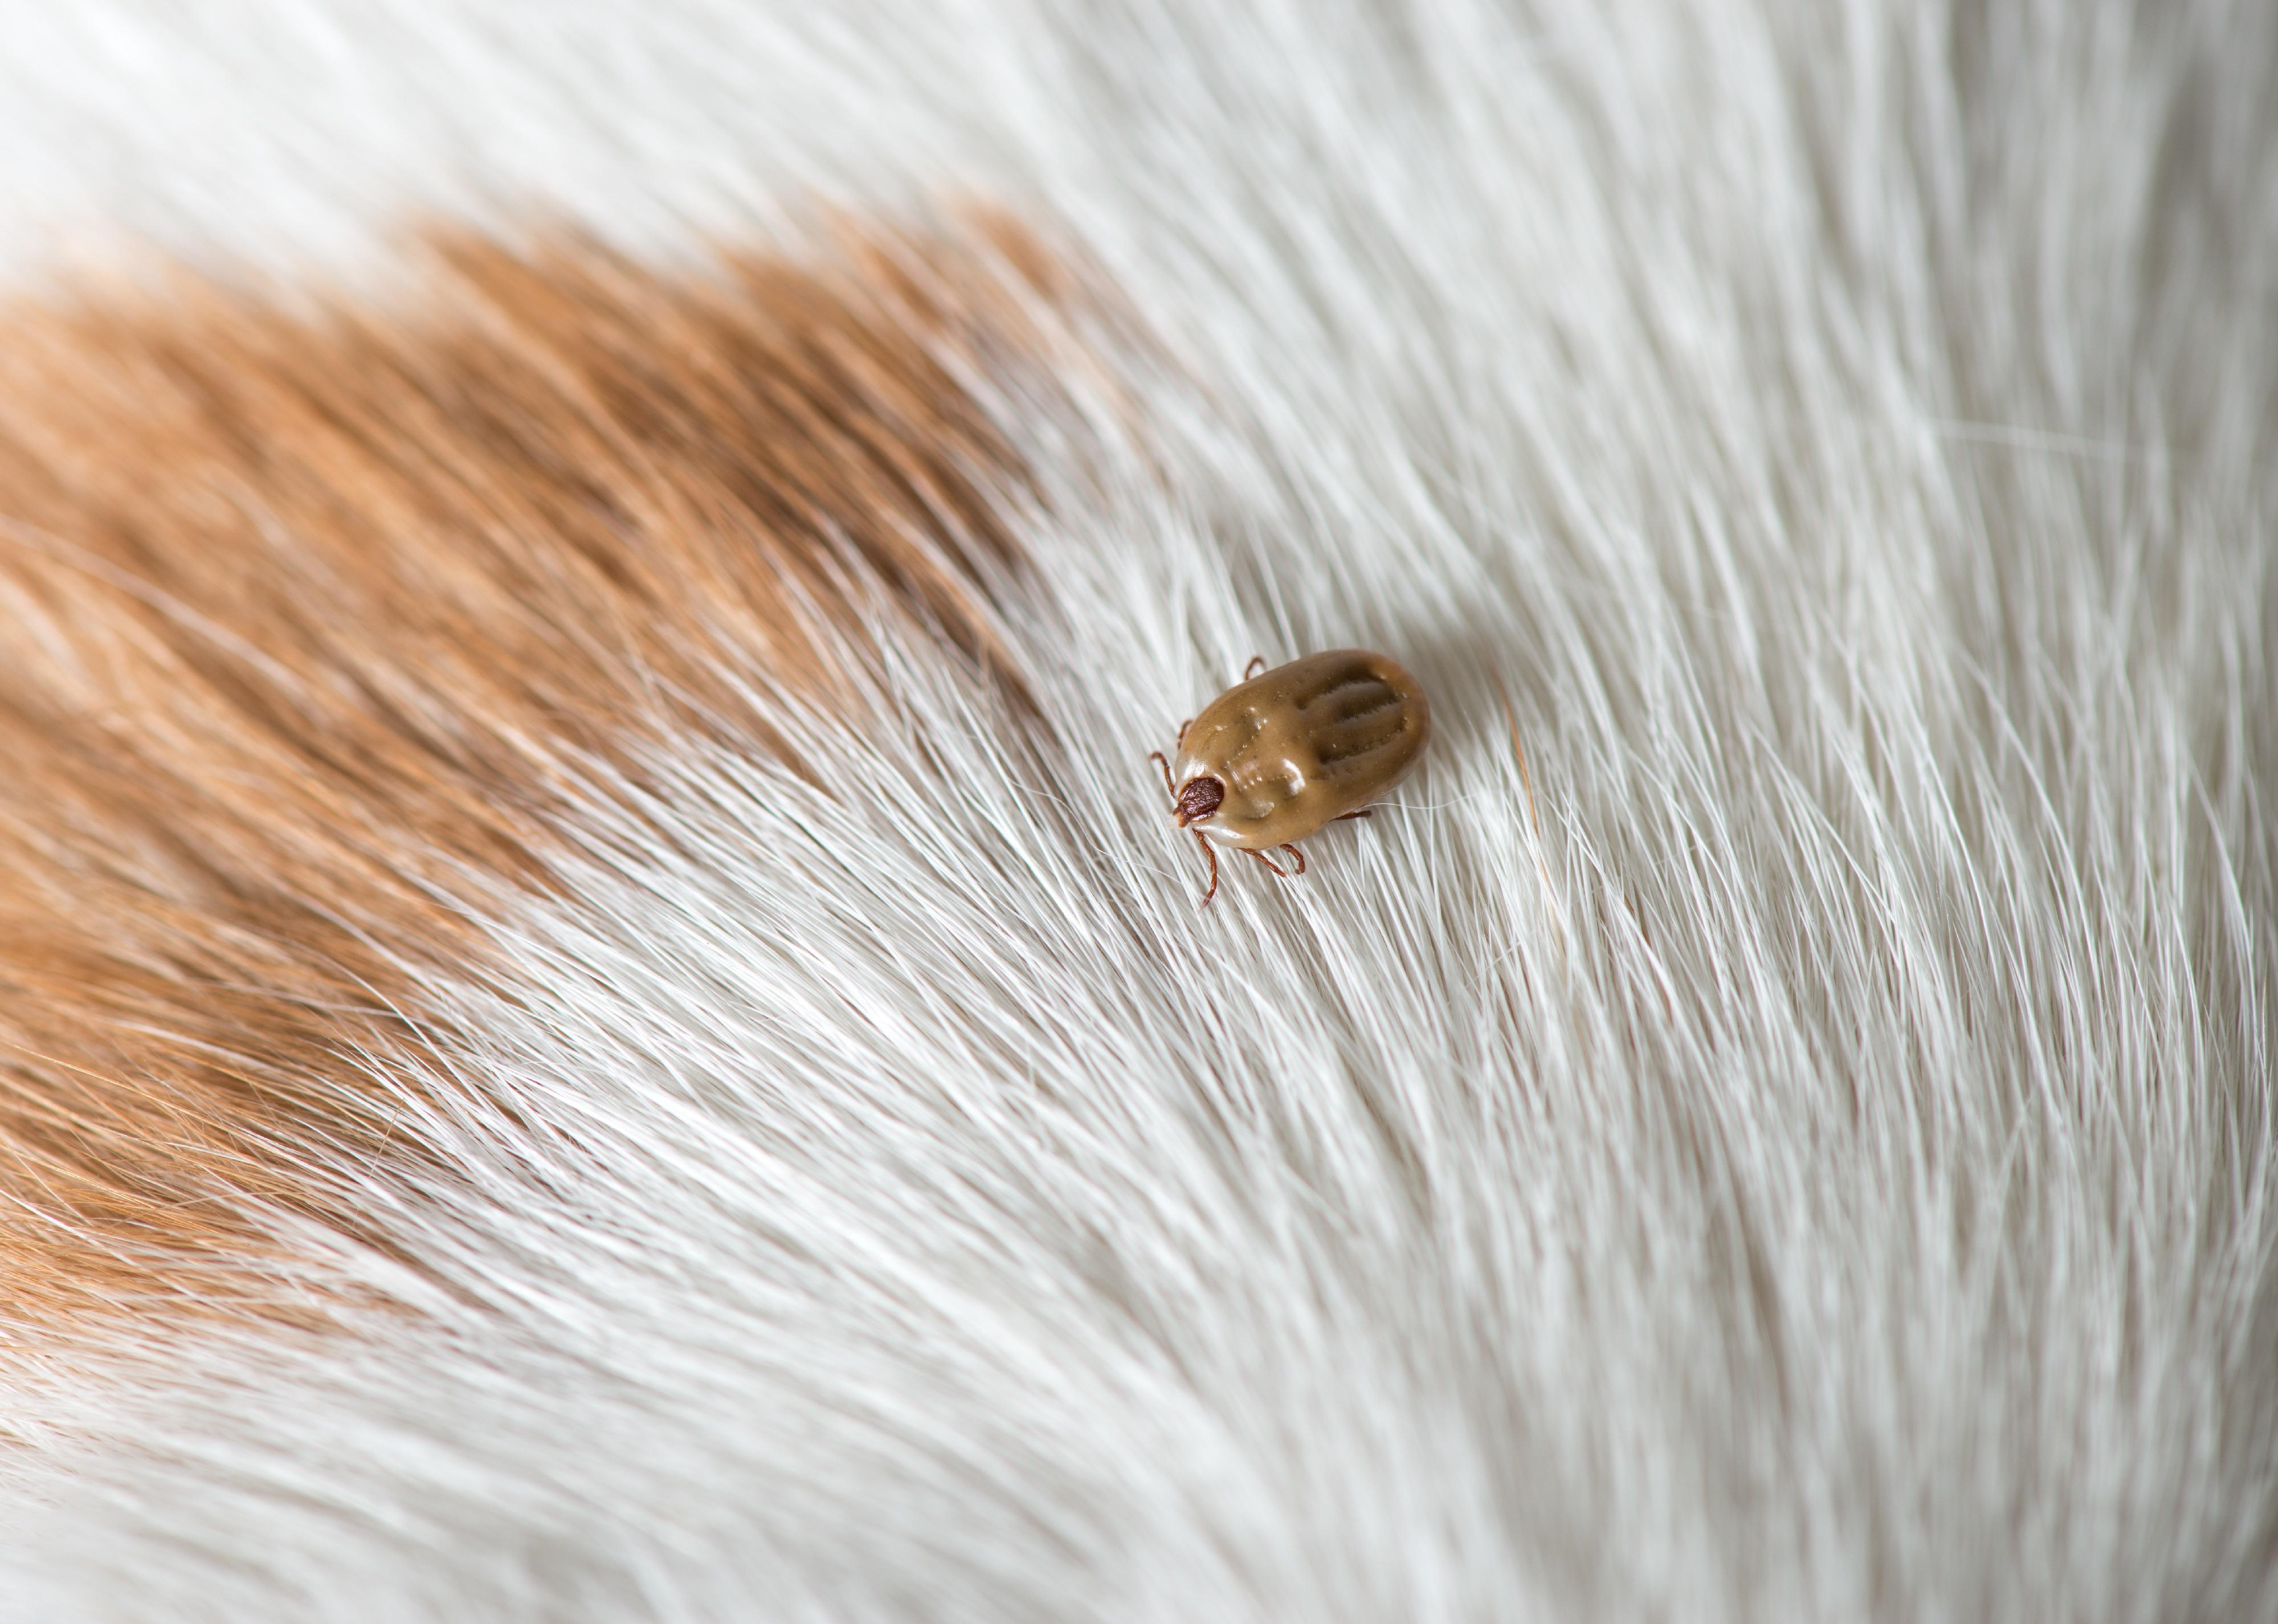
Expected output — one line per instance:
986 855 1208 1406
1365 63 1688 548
1148 648 1430 907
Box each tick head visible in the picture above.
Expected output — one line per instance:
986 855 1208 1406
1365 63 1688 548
1173 774 1224 828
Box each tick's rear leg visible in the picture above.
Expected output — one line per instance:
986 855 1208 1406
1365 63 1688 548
1243 656 1267 680
1337 809 1371 821
1279 843 1307 875
1244 847 1288 878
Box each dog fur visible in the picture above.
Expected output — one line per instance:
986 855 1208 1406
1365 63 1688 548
0 2 2271 1619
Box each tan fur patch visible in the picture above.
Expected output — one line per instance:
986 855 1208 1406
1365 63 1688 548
0 215 1084 1335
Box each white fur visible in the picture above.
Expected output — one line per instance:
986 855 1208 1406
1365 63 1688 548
0 1 2272 1618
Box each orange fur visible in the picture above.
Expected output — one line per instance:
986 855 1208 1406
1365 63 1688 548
0 217 1080 1335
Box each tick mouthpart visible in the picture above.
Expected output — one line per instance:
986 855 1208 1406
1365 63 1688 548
1172 774 1225 827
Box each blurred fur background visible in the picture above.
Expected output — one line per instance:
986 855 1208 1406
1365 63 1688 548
0 3 2271 1619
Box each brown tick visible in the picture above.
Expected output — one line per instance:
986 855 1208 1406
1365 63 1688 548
1148 649 1430 907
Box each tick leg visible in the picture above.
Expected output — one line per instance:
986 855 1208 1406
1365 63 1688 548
1193 829 1220 907
1244 847 1288 878
1336 809 1373 821
1243 656 1267 681
1148 749 1176 801
1279 843 1307 875
1176 717 1191 747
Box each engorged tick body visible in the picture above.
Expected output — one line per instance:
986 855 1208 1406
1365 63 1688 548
1148 648 1430 905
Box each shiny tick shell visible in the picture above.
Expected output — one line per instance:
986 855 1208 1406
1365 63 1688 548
1171 649 1430 850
